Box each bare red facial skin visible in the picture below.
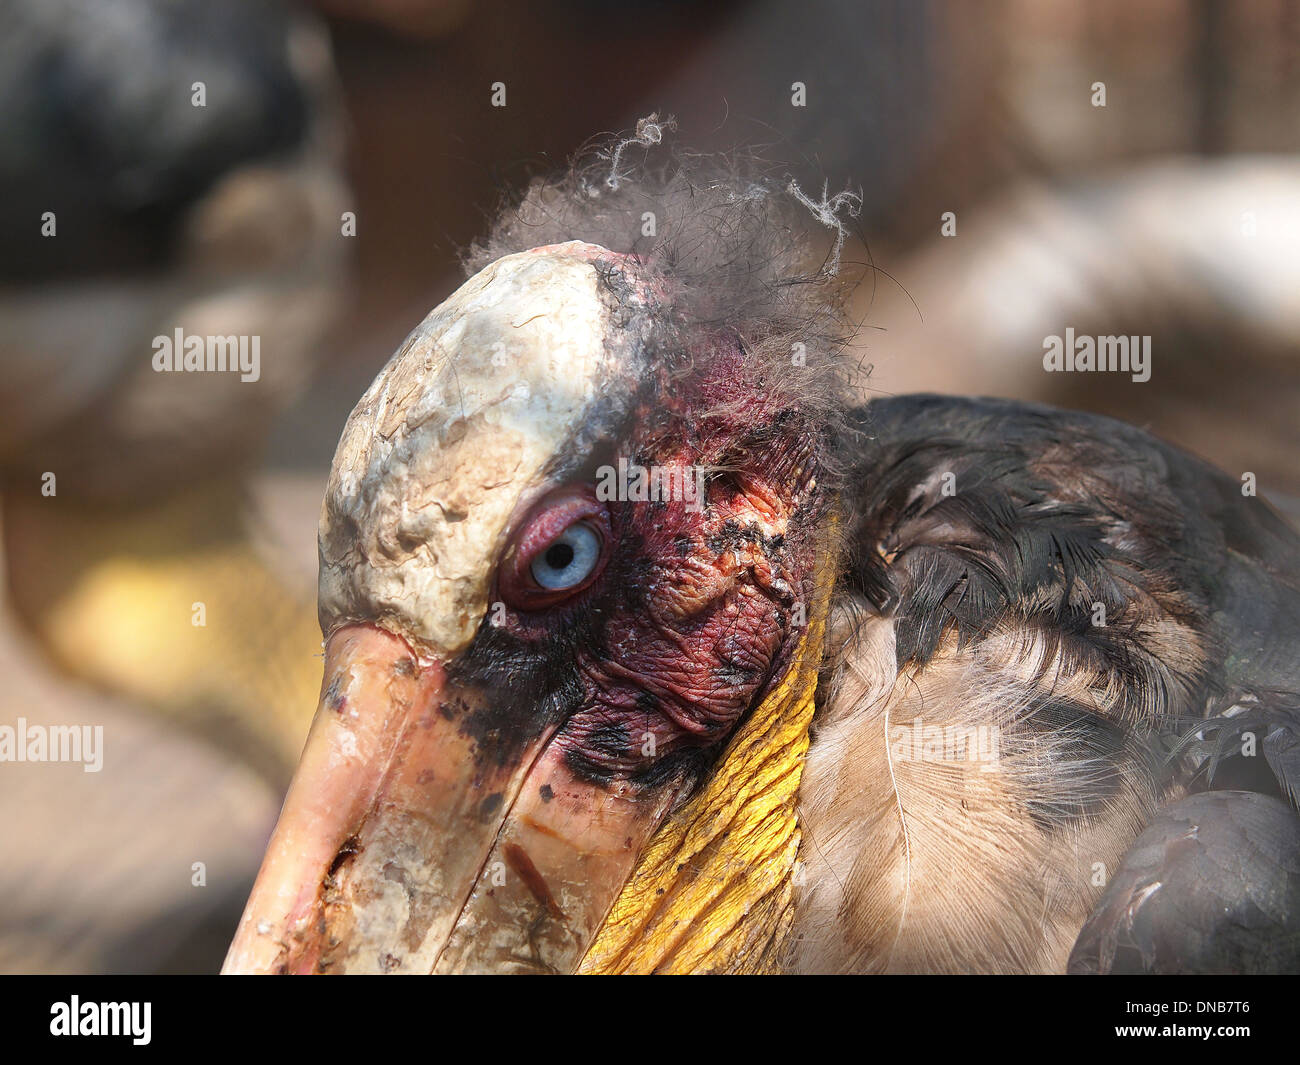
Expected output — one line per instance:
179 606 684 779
483 333 828 792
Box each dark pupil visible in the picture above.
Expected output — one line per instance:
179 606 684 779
544 542 574 570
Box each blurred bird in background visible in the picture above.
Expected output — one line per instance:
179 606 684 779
1 0 347 775
0 0 348 971
1 0 1297 973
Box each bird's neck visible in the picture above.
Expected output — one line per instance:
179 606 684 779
578 519 839 974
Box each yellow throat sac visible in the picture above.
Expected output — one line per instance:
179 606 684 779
579 541 835 975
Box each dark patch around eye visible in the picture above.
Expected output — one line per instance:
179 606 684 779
586 722 633 759
628 745 715 791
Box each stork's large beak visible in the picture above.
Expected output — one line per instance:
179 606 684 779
223 241 824 974
221 243 669 973
222 623 675 973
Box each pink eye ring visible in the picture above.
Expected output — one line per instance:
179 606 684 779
530 521 602 589
498 489 610 609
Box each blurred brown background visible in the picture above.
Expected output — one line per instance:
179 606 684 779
0 0 1296 972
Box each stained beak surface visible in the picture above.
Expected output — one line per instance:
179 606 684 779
223 624 670 974
224 243 671 973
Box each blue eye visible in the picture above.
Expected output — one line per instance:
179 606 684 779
530 522 602 590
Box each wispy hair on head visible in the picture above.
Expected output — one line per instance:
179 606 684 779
463 114 868 453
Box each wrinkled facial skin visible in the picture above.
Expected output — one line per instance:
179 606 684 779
461 337 827 794
225 245 830 975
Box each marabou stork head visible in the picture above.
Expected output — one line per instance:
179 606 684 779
224 124 861 973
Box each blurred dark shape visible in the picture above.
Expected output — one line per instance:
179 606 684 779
1 0 312 280
0 0 348 501
312 0 476 39
0 0 349 973
1069 791 1300 973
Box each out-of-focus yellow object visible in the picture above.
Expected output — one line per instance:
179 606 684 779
3 476 321 783
580 533 836 975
